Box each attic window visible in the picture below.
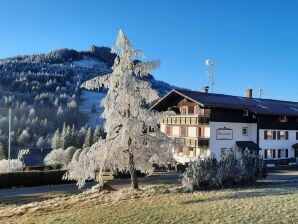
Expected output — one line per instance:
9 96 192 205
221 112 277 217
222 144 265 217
257 105 268 109
279 116 287 123
243 109 249 117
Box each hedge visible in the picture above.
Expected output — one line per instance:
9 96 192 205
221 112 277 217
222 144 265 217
0 170 75 189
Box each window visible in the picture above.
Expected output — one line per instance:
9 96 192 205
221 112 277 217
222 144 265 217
242 127 248 136
279 116 287 122
165 126 172 135
264 149 276 159
278 149 288 158
180 106 187 115
277 131 288 140
197 127 204 138
188 106 194 114
264 130 277 140
243 109 249 117
221 148 227 157
180 126 188 137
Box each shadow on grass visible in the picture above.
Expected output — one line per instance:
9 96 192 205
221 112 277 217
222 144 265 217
0 192 75 206
181 180 298 205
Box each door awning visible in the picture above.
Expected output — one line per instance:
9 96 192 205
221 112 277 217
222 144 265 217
292 143 298 149
236 141 261 151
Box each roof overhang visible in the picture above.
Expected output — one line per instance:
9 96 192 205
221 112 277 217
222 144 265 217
150 89 204 111
236 141 261 151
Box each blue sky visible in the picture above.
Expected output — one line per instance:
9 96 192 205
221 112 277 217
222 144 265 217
1 0 298 101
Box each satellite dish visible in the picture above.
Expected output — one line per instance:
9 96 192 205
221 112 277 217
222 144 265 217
205 59 213 66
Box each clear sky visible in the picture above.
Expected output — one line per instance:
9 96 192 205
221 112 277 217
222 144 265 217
1 0 298 101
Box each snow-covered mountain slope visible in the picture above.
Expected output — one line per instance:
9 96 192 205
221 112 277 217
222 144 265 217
79 90 105 128
0 45 174 148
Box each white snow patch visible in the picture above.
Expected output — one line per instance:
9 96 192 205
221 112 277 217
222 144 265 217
73 56 109 70
79 90 105 127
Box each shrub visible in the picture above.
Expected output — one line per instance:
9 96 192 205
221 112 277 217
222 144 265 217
44 146 77 168
0 159 24 172
182 151 265 191
0 170 74 189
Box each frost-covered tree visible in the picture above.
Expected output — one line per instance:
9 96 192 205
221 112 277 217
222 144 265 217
51 129 61 149
44 146 77 168
83 127 92 148
93 125 101 143
65 30 177 189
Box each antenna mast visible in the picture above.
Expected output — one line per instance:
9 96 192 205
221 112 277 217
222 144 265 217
205 59 215 93
259 89 264 98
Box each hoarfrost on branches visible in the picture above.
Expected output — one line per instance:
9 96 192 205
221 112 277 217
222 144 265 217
65 30 178 189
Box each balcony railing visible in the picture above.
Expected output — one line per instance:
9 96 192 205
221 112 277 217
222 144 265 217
179 137 209 148
162 116 209 125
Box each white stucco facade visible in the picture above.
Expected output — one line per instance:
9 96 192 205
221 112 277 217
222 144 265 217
259 129 297 160
209 122 257 158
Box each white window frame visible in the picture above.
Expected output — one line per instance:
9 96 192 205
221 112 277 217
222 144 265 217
242 127 248 136
279 131 287 140
280 116 287 122
243 109 249 117
267 130 273 140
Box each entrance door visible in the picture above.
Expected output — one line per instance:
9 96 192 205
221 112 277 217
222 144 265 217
295 149 298 163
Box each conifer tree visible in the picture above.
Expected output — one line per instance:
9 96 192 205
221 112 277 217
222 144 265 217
93 125 101 143
83 127 92 148
65 30 177 189
51 129 61 149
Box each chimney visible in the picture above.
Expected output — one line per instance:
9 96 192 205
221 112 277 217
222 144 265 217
246 88 253 98
202 86 209 93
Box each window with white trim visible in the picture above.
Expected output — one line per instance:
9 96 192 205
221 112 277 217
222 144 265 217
243 109 249 117
279 116 287 122
220 148 227 157
242 127 248 136
264 149 276 159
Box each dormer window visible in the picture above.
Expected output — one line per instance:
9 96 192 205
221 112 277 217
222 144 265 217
279 116 287 123
243 109 249 117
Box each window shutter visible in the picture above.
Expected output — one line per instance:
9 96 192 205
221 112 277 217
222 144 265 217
273 149 276 158
286 149 288 158
264 131 268 140
285 131 289 140
296 132 298 140
277 131 281 140
273 131 276 140
188 106 194 114
278 149 281 158
264 149 268 159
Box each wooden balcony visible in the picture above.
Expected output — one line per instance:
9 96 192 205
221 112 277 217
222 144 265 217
180 137 209 148
162 115 209 125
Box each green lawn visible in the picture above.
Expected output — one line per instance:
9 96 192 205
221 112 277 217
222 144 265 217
1 181 298 224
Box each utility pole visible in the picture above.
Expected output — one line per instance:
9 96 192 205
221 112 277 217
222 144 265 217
8 108 11 171
0 108 12 171
205 59 215 93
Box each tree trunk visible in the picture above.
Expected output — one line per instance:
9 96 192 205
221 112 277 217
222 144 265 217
128 152 138 189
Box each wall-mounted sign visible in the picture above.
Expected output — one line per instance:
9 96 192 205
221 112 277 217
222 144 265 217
216 128 233 140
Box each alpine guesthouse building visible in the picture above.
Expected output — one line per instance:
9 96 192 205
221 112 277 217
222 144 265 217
151 88 298 166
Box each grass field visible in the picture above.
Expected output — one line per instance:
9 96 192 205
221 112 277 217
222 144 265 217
1 181 298 224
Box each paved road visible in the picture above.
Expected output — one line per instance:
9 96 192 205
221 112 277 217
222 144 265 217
266 165 298 181
1 166 298 200
0 172 180 199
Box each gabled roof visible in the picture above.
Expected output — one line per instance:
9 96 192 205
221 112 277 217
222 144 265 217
151 89 298 116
